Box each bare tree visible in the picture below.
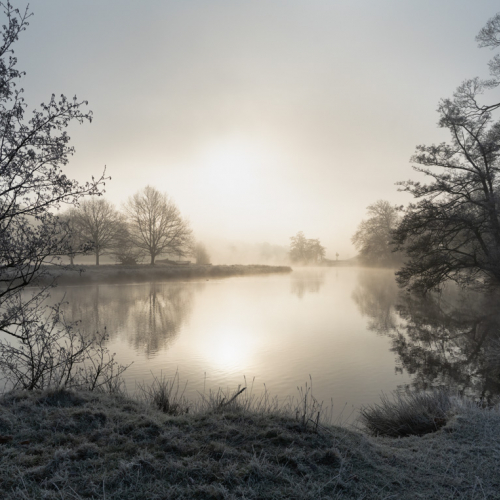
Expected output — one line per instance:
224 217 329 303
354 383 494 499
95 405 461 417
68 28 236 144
125 186 192 265
72 198 124 265
0 3 127 390
111 221 145 265
0 2 104 327
393 14 500 292
475 12 500 112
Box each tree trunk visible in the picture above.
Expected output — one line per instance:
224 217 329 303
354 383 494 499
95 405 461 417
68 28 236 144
96 252 100 266
150 254 155 265
70 255 74 265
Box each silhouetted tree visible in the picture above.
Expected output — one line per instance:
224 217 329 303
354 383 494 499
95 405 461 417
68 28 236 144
475 12 500 110
0 3 104 325
289 232 325 264
0 3 126 391
394 14 500 292
352 200 402 267
72 198 123 265
125 186 192 265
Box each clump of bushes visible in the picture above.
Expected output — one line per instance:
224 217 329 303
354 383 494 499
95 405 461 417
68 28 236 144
359 389 453 437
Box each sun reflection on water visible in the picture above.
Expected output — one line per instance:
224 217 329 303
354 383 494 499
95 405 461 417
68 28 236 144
198 325 258 373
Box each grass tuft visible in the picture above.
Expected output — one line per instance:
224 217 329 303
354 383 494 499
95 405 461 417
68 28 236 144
194 375 334 432
359 388 454 437
136 370 190 416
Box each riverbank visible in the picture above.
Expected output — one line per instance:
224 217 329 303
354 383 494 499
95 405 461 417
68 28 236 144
0 388 499 499
39 263 292 286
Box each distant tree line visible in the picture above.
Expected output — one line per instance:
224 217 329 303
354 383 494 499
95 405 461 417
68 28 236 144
59 185 209 266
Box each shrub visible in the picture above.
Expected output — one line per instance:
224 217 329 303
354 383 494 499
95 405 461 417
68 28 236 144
0 298 129 392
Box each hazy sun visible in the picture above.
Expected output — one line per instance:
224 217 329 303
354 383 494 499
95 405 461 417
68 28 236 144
196 138 278 205
186 136 282 235
204 140 260 189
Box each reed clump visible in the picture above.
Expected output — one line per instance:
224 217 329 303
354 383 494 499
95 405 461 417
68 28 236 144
136 370 190 416
359 388 454 437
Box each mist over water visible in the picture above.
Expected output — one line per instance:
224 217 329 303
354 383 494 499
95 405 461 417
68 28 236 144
51 268 398 419
48 267 500 419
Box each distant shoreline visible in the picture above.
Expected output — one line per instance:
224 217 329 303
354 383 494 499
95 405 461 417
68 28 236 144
38 263 293 286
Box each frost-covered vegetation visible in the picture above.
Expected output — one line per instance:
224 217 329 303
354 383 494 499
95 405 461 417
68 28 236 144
0 385 499 499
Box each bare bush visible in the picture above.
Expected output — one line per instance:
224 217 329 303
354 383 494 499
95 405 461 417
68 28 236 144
0 295 129 392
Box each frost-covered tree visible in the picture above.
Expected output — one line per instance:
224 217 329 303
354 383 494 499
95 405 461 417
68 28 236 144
394 13 500 292
0 3 104 329
0 3 125 390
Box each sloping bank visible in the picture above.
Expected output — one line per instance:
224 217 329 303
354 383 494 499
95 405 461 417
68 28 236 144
41 264 292 286
0 389 499 499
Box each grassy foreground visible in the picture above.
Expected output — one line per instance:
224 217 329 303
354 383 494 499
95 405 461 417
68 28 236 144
42 264 292 286
0 389 499 499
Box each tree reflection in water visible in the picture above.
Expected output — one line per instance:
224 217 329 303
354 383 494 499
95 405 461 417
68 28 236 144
129 284 195 357
352 269 500 402
290 269 326 299
58 283 197 358
351 269 400 334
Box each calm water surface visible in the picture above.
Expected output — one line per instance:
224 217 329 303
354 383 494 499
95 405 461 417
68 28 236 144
52 267 500 419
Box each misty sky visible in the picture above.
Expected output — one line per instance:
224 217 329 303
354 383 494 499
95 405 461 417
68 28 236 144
13 0 500 260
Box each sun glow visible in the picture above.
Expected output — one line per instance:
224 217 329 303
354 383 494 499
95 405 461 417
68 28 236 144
184 136 286 239
198 139 274 202
198 325 257 372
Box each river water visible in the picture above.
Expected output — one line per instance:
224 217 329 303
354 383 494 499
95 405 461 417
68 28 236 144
49 267 500 420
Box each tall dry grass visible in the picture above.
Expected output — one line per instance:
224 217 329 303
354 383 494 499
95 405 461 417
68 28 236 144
136 372 339 432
